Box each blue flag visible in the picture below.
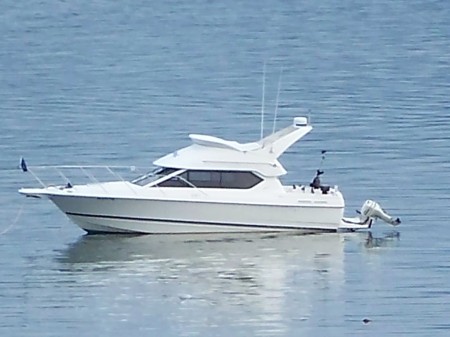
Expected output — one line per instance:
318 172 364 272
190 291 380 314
20 157 28 172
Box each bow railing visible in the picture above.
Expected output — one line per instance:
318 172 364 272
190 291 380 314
19 158 150 188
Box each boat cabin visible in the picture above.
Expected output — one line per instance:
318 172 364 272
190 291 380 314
132 117 313 191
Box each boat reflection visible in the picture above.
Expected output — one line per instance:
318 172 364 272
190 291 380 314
56 231 397 334
364 230 400 249
58 232 347 265
58 231 400 265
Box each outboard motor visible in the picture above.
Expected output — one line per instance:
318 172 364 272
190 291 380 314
360 200 401 226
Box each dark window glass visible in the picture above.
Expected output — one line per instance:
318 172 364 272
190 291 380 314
188 171 221 188
220 171 262 189
155 170 262 189
158 175 190 187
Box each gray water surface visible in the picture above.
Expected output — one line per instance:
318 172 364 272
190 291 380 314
1 0 449 336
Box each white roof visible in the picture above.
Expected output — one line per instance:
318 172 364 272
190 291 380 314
153 117 312 177
189 134 261 152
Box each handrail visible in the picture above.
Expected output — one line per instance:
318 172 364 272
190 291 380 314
131 171 156 184
25 165 144 170
21 164 149 194
21 162 208 197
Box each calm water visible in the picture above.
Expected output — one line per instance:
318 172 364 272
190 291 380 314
1 0 449 335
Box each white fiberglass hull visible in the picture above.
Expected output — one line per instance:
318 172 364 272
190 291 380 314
18 115 401 234
48 195 344 234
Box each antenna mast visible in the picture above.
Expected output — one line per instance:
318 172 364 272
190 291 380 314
260 62 266 140
272 67 283 134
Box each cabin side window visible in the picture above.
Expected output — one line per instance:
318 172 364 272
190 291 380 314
220 171 262 189
157 170 262 189
187 171 222 188
157 171 190 187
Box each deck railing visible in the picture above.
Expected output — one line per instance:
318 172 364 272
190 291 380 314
20 159 150 189
19 159 208 196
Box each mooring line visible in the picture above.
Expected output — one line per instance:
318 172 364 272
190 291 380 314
0 200 25 236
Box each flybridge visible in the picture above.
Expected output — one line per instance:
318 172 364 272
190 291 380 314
188 117 312 155
153 117 313 177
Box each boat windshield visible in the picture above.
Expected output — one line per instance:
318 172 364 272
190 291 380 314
131 167 178 186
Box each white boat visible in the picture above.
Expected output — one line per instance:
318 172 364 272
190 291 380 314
18 117 400 234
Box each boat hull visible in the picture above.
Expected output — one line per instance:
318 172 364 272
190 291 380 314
49 195 344 234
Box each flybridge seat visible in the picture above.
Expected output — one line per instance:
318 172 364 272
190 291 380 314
189 134 261 152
